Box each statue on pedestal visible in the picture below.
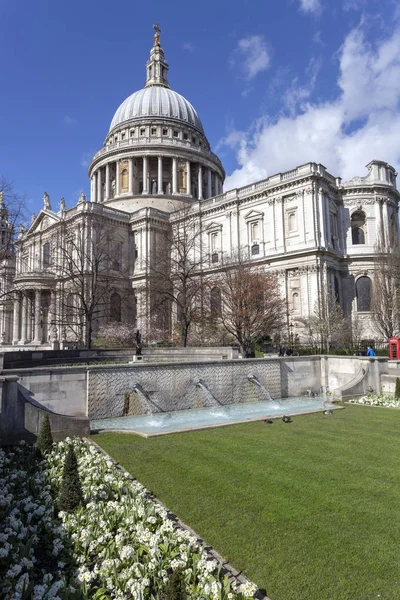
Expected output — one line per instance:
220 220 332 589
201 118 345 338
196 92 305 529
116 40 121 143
153 23 161 46
78 191 86 204
43 192 51 210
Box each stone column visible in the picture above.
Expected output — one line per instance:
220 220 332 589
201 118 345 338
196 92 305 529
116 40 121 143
105 163 110 201
172 157 178 194
92 173 97 204
157 156 164 194
382 200 390 248
318 187 326 248
142 156 148 194
198 165 203 200
129 158 134 195
20 294 28 344
12 293 21 345
375 200 382 247
97 169 102 203
116 161 120 196
207 169 212 198
186 160 191 196
215 173 219 195
34 290 41 344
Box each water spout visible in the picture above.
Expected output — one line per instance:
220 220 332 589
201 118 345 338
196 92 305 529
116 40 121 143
131 383 164 414
247 374 278 403
195 380 223 407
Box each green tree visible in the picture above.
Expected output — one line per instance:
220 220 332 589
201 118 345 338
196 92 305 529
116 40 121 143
58 444 84 512
395 377 400 399
36 413 53 455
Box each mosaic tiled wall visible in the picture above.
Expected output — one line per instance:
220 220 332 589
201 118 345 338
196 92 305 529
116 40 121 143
87 360 281 419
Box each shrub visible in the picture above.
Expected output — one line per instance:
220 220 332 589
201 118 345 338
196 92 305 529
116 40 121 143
395 377 400 399
36 413 53 455
58 444 84 512
164 567 187 600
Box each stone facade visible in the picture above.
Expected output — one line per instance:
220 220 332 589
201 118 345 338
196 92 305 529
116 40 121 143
1 32 399 348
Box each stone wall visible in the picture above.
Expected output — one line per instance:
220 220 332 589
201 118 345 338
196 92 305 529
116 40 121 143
15 368 88 416
87 359 281 419
0 377 89 446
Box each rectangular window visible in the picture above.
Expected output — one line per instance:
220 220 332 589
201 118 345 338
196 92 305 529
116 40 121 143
43 243 50 267
211 232 218 251
251 222 259 242
173 130 179 138
151 127 157 135
140 128 146 136
163 128 168 136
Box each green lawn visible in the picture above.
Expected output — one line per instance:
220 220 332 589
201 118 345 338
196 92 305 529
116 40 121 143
93 405 400 600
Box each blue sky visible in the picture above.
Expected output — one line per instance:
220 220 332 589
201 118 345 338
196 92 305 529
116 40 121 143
1 0 399 216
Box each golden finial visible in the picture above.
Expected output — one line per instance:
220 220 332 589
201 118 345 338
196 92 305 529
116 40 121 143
152 23 161 46
0 192 3 203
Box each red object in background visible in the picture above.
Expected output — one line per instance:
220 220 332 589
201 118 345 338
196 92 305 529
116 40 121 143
388 337 400 360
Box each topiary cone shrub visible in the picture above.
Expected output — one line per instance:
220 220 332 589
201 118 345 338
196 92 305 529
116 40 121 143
58 444 84 512
395 377 400 399
36 413 53 455
164 567 187 600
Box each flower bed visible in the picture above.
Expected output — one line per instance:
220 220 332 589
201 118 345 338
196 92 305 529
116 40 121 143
1 439 258 599
348 393 400 408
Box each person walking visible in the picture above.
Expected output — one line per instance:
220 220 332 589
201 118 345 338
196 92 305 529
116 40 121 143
366 346 376 356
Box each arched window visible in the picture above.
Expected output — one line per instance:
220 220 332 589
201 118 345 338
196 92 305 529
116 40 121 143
288 212 297 233
110 292 122 322
334 275 340 304
292 292 300 311
356 277 371 312
210 287 222 319
120 169 129 192
351 211 366 245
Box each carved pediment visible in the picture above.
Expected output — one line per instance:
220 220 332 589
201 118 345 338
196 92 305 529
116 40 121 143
244 209 264 221
205 221 223 231
28 210 60 234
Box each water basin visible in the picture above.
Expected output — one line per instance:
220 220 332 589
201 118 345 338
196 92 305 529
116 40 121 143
91 396 334 436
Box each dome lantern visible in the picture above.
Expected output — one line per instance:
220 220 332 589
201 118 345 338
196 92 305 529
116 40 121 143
145 24 170 89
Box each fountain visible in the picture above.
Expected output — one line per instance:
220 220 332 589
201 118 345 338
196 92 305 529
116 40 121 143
196 380 223 407
130 383 164 414
247 374 281 406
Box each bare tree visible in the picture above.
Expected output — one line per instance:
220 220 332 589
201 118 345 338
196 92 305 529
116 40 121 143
213 252 285 357
372 241 400 339
304 288 346 352
147 209 207 346
57 219 131 348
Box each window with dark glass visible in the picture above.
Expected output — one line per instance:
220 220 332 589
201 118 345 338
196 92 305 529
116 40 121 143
211 252 219 263
251 243 260 255
351 211 366 245
210 287 222 319
356 276 371 311
110 292 122 322
43 242 50 267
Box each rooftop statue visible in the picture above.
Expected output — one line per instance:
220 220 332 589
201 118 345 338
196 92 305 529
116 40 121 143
153 23 161 46
78 191 86 204
43 191 51 210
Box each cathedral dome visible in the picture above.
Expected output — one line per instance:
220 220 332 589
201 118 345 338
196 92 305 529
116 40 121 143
109 86 204 134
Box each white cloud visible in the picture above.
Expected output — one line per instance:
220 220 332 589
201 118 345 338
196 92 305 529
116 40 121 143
299 0 321 14
64 114 77 125
231 35 271 81
223 25 400 189
80 152 93 168
183 42 194 52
